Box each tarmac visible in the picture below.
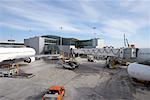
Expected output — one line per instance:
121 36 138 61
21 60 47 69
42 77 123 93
0 58 150 100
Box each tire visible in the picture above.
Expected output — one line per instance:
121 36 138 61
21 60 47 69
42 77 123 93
63 90 65 96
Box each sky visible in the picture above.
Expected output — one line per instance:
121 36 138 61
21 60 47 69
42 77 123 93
0 0 150 48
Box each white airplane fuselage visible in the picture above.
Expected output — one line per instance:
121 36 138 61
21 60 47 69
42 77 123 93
127 48 150 81
0 47 36 62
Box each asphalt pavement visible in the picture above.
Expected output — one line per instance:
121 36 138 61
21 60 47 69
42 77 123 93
0 58 150 100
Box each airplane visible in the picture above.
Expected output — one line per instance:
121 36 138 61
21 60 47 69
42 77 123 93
123 34 150 81
127 48 150 81
0 47 60 65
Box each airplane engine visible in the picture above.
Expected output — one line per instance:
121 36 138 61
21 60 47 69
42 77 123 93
127 63 150 81
24 57 35 63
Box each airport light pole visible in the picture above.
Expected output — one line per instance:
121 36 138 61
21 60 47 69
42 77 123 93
28 26 32 34
60 26 63 56
60 26 63 46
93 27 96 38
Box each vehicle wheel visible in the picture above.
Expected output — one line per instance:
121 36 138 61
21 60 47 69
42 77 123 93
63 66 65 68
63 90 65 96
76 65 79 68
108 59 116 69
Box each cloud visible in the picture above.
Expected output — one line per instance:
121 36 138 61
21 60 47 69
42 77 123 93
100 19 141 38
0 0 149 47
0 1 81 32
78 0 101 21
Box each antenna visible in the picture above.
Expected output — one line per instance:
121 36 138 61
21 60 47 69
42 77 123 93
124 34 126 47
60 26 63 46
92 27 96 38
126 38 129 47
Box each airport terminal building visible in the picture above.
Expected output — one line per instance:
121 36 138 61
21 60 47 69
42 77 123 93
0 40 24 47
24 35 104 54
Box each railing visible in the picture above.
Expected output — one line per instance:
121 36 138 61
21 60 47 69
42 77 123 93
74 47 124 58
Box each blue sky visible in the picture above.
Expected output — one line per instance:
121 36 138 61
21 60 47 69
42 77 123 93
0 0 150 48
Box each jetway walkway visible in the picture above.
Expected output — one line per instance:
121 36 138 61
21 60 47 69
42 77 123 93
73 47 137 68
74 47 124 58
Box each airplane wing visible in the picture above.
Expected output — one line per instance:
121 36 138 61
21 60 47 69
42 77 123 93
0 54 61 65
15 54 60 59
0 47 61 64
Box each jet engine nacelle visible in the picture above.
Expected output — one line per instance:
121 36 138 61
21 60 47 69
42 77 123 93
24 57 35 63
127 63 150 81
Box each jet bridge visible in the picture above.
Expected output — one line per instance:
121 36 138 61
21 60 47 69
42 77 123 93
73 47 137 68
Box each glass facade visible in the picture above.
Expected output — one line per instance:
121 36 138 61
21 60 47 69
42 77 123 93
62 38 77 45
42 35 60 45
42 35 60 54
44 38 58 45
75 40 93 48
41 35 98 54
44 44 60 54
